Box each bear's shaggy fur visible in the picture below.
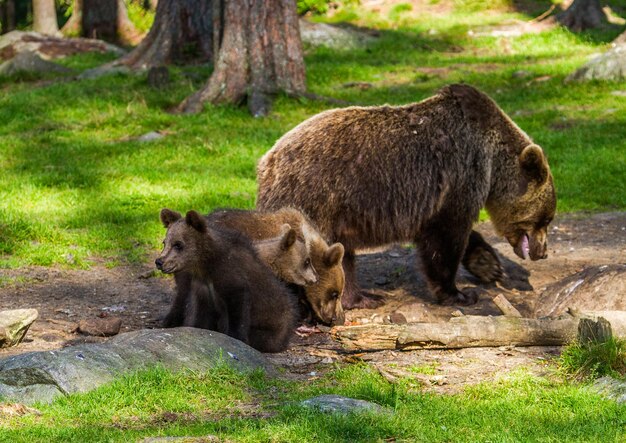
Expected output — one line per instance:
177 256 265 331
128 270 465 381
156 209 298 353
208 207 346 325
257 84 556 309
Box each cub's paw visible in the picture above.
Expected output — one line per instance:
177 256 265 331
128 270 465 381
438 289 479 306
463 244 503 283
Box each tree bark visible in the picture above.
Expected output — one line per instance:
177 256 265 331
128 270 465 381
116 0 213 69
331 311 626 351
62 0 141 45
32 0 59 36
178 0 306 117
0 0 17 35
557 0 608 32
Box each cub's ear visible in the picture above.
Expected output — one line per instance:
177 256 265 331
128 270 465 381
185 210 208 233
324 243 345 267
519 144 549 185
160 208 182 228
279 224 297 250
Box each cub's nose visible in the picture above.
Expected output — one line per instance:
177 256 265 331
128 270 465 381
155 258 163 270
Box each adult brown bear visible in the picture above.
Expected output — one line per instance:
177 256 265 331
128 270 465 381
257 84 556 309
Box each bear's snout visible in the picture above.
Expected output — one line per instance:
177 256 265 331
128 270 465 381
155 258 164 270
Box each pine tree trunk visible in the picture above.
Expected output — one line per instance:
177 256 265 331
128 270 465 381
0 0 17 35
117 0 213 69
32 0 59 36
61 0 82 36
62 0 140 44
178 0 306 116
557 0 608 32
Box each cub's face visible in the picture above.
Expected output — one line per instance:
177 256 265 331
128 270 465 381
304 242 346 326
488 145 556 261
155 209 207 274
280 239 318 286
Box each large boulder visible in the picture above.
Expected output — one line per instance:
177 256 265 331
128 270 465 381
0 51 73 76
567 44 626 82
0 309 38 348
0 327 275 405
535 264 626 318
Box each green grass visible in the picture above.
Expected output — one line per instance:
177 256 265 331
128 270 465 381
0 3 625 269
560 336 626 380
1 363 624 442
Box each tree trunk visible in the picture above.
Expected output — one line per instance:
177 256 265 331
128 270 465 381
178 0 306 117
116 0 213 69
557 0 608 32
32 0 59 35
61 0 82 36
62 0 140 45
0 0 17 35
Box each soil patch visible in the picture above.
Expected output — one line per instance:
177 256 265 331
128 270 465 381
1 212 624 393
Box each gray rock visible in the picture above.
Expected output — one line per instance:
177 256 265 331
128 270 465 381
137 131 165 142
0 309 38 348
300 394 388 414
0 51 73 76
299 19 375 50
592 376 626 403
0 327 275 405
567 43 626 82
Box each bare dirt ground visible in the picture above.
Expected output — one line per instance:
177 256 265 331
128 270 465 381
1 212 625 393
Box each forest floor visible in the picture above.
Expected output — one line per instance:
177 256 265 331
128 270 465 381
1 211 624 393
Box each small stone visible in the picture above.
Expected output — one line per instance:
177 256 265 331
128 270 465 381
374 276 389 286
0 309 39 348
137 131 164 142
388 251 401 258
512 70 532 78
78 317 122 337
300 394 388 415
389 312 407 324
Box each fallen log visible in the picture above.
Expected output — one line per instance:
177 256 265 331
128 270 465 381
331 311 626 352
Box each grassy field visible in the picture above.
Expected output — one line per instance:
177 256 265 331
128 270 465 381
1 2 626 441
0 2 625 269
1 363 624 442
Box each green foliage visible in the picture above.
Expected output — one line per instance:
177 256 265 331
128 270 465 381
1 364 624 442
560 337 626 380
1 2 625 268
297 0 333 16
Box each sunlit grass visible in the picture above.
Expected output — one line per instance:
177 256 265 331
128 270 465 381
1 363 624 442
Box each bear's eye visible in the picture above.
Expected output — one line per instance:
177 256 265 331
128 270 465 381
329 291 339 300
173 241 184 251
304 258 311 267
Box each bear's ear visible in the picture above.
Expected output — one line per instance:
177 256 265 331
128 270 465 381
279 224 296 250
160 208 182 228
324 243 345 267
185 210 208 233
519 144 549 185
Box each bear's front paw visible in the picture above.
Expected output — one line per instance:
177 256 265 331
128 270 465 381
438 289 479 306
463 245 503 283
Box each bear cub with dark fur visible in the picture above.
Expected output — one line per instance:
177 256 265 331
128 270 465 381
257 83 556 309
156 209 297 353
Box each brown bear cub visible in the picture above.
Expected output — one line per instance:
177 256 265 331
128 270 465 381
208 207 346 326
257 84 556 309
156 209 298 353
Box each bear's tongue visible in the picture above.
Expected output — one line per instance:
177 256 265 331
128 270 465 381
514 234 530 260
521 234 530 260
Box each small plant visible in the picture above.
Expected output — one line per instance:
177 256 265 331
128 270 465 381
559 336 626 380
